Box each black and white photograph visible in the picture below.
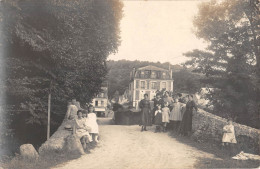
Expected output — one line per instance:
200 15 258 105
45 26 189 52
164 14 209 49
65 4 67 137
0 0 259 168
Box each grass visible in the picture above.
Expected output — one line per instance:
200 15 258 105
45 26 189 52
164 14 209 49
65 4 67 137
0 142 97 169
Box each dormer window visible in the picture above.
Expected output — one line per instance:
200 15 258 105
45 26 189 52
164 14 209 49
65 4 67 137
140 71 145 78
162 72 166 79
151 72 156 78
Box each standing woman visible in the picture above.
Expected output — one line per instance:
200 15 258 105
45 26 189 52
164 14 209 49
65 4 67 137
139 94 151 131
179 95 198 136
169 98 183 132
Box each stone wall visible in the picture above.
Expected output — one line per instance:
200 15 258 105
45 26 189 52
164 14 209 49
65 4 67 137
38 120 73 155
192 108 260 154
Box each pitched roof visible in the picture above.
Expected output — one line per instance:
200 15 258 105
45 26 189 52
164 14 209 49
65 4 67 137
137 65 169 71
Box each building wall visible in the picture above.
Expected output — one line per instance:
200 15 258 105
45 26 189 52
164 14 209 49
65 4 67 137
130 79 173 108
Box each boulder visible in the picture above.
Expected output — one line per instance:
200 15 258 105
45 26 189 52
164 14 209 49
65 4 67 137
64 134 85 156
20 144 39 160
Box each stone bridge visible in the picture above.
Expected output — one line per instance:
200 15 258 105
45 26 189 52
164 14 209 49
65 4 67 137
38 108 259 168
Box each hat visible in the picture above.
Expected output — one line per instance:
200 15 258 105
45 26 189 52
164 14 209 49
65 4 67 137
64 124 72 129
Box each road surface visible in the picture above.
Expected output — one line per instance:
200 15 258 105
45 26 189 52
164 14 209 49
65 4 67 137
54 118 219 169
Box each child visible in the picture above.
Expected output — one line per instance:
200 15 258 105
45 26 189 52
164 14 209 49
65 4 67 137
87 105 99 143
154 104 162 133
75 110 92 151
222 118 237 156
162 102 170 132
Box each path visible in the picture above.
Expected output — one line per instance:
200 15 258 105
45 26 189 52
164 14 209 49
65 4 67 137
54 118 219 169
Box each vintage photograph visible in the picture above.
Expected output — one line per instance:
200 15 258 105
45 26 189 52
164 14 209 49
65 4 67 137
0 0 259 168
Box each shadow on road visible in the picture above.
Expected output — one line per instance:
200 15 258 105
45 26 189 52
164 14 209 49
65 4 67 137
167 132 259 168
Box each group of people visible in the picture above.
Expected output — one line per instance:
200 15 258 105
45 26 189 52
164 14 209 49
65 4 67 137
139 91 237 155
139 91 197 135
66 99 99 152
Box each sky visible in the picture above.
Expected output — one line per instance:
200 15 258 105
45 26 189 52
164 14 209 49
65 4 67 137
108 0 208 65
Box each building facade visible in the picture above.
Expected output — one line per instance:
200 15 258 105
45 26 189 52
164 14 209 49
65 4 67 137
91 87 108 117
128 65 174 109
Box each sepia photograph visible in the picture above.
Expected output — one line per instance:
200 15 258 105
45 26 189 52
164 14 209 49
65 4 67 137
0 0 259 168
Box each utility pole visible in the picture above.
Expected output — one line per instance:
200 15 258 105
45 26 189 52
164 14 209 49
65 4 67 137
47 80 52 140
47 93 51 140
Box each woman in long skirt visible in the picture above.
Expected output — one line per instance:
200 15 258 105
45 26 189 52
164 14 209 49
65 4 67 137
139 94 151 131
179 95 197 136
169 98 183 132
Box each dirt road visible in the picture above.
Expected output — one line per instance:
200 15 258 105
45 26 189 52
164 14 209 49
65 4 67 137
54 118 219 169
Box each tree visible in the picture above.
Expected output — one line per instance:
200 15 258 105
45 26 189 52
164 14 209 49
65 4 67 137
0 0 123 155
184 0 259 128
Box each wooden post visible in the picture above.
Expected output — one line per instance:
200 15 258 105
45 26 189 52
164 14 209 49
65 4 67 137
47 93 51 140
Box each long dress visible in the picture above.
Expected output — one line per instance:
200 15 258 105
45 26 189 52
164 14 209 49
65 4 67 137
222 124 237 143
179 100 197 135
139 99 151 126
87 113 99 134
170 102 182 121
154 110 162 125
162 107 170 123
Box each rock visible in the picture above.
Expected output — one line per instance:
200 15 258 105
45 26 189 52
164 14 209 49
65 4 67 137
20 144 39 160
64 134 85 155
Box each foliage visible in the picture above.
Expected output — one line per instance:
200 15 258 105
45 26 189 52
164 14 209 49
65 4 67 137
172 69 204 94
1 0 123 123
184 0 259 128
0 0 123 157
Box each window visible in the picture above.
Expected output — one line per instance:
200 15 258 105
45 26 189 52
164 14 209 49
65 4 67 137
151 72 156 78
162 72 166 79
162 82 166 89
141 81 145 89
136 80 139 88
101 101 104 106
140 71 145 78
145 70 150 78
157 71 161 79
95 101 98 106
151 82 156 89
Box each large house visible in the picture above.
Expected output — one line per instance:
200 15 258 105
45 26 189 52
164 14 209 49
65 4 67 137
91 86 108 117
128 65 174 109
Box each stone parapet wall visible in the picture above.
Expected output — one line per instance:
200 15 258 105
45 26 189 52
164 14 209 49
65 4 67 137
192 108 260 153
39 120 73 155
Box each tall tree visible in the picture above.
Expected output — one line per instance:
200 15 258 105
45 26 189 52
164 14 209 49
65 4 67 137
0 0 123 155
184 0 259 128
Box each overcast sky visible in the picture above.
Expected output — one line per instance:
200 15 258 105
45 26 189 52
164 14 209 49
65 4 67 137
108 0 208 65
